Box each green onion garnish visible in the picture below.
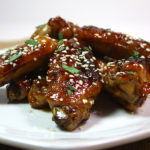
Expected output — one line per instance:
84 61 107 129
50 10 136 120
83 46 90 51
67 84 77 91
57 39 64 46
62 64 80 74
127 71 135 75
55 47 65 53
84 25 93 28
129 51 139 59
25 40 39 46
36 23 46 29
8 52 22 63
58 32 63 40
73 44 77 48
76 51 80 55
67 89 72 96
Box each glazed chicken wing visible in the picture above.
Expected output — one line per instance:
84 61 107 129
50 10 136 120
45 38 102 130
98 57 150 111
28 76 48 109
0 36 57 86
7 75 32 102
7 66 48 102
48 16 150 61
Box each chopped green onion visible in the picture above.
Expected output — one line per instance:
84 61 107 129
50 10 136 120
25 40 39 46
76 51 80 55
84 25 93 28
83 46 90 51
36 23 46 29
57 39 64 46
127 71 135 75
58 32 63 40
129 51 139 59
62 64 80 74
67 89 72 96
67 84 77 91
105 28 111 31
55 47 65 53
73 44 77 48
8 52 22 63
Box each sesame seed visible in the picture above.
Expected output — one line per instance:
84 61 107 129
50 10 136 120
33 57 37 61
94 33 102 38
56 65 60 68
36 81 40 84
92 82 97 85
38 76 41 79
50 95 55 99
107 32 111 35
140 55 145 58
82 99 88 104
12 63 16 67
78 80 83 85
126 40 133 44
90 100 94 105
69 79 74 83
69 75 74 78
41 39 46 43
116 72 126 76
60 98 63 101
146 48 150 52
2 55 6 59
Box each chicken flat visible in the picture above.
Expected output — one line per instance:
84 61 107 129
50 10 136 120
0 36 57 86
48 16 150 61
28 76 48 108
7 66 48 102
45 38 102 130
98 57 150 111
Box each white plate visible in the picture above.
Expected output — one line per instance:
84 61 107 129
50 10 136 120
0 0 150 149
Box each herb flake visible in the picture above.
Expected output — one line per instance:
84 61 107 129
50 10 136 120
25 40 39 46
73 44 77 48
84 25 93 28
58 32 63 40
62 64 80 74
67 89 72 96
67 84 77 91
9 52 22 63
83 46 90 51
57 39 64 46
55 47 65 53
127 71 135 75
76 51 80 55
129 51 139 59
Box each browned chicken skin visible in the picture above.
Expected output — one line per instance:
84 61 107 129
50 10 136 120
7 75 32 102
45 38 102 130
0 36 57 86
48 16 150 61
7 66 48 102
28 76 48 109
98 57 150 111
2 16 150 131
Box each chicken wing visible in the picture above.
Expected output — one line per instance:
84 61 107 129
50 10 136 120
7 66 48 102
28 76 48 109
98 57 150 111
45 38 102 130
0 36 57 86
7 75 32 102
48 16 150 60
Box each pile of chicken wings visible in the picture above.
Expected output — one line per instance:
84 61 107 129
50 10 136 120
1 17 150 131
